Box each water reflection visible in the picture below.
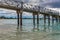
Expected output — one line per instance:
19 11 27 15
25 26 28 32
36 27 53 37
16 29 22 40
43 24 46 32
15 28 60 40
15 28 49 40
0 19 60 40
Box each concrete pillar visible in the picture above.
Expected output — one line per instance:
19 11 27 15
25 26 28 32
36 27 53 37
37 13 39 31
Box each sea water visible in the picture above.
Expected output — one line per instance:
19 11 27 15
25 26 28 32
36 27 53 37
0 19 60 40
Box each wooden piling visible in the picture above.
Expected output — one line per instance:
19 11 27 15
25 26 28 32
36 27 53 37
55 16 59 25
19 2 23 31
37 13 39 31
59 16 60 22
52 16 54 25
48 15 50 31
44 15 46 25
33 13 35 30
57 16 59 23
48 15 50 26
44 14 46 31
20 11 23 31
56 17 58 23
16 10 20 29
58 17 59 23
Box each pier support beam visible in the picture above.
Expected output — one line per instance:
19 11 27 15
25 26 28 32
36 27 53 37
52 16 54 25
47 15 50 31
19 2 23 31
16 10 23 31
44 14 46 31
33 12 39 31
55 16 59 26
37 13 39 31
59 16 60 22
58 17 59 23
16 10 20 29
48 15 50 26
33 13 35 30
58 16 59 23
56 17 58 23
20 11 23 31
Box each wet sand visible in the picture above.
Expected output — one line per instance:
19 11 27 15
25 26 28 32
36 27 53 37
0 24 48 40
0 24 59 40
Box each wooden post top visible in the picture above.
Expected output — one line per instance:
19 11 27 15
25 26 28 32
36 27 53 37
33 12 39 15
16 10 23 14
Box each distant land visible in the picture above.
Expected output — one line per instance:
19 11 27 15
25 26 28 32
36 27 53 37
0 16 44 19
0 15 55 20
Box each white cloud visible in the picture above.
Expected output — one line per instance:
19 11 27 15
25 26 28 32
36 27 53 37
0 8 16 13
23 12 32 16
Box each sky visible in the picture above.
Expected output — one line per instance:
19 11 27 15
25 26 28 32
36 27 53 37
0 0 60 18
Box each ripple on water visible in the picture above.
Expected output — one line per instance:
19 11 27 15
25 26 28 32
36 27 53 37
0 19 60 40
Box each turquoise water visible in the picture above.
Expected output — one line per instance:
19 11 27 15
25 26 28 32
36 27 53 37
0 19 60 40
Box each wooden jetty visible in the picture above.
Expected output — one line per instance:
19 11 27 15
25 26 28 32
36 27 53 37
0 0 60 31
